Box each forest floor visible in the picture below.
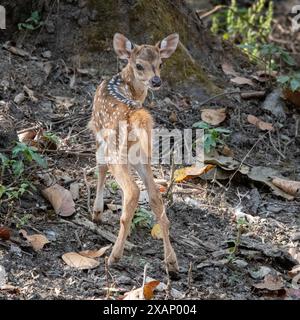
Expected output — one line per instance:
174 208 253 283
0 1 300 300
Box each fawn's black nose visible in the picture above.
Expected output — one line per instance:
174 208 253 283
151 76 162 88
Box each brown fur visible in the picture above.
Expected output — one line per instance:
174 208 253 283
90 33 179 274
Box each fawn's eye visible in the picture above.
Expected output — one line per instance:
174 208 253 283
136 64 144 71
159 63 163 69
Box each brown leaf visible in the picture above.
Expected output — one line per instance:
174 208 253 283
174 164 215 183
221 62 238 77
157 184 167 193
3 41 31 58
42 184 76 217
219 145 234 157
231 76 255 86
19 229 49 251
201 108 226 125
143 280 160 300
0 284 20 294
247 114 274 131
169 111 177 123
288 265 300 278
123 287 144 300
79 245 111 259
272 177 300 197
151 224 163 240
288 248 300 264
62 252 99 270
18 130 37 143
0 226 11 240
253 274 284 291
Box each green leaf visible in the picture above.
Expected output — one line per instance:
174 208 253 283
30 151 47 168
290 78 300 92
0 184 6 199
12 160 24 176
281 52 296 66
277 75 290 84
192 121 211 129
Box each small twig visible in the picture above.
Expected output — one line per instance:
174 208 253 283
142 263 149 299
83 168 92 216
104 256 110 299
187 262 193 293
165 268 172 300
226 132 268 189
268 131 286 159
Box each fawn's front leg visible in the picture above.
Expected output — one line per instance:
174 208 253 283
92 164 108 223
133 163 179 274
107 164 140 265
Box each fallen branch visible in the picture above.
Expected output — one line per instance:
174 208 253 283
60 216 135 251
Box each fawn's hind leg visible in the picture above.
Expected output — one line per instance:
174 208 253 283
92 164 108 223
133 163 179 274
107 164 140 265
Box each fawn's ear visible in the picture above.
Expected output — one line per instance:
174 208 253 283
157 33 179 59
113 33 134 59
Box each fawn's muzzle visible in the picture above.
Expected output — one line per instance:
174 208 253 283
151 76 162 88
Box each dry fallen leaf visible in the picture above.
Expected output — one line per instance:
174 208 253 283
3 41 31 58
0 226 11 240
79 244 111 259
288 265 300 278
169 111 177 123
288 248 300 264
18 130 37 143
0 284 20 294
221 62 238 77
42 184 75 217
123 287 144 300
107 203 122 211
151 224 163 240
62 252 100 270
174 164 215 183
157 184 167 193
143 280 160 300
253 274 284 291
272 177 300 197
231 76 255 86
201 108 226 125
19 229 49 251
123 280 160 300
247 114 274 131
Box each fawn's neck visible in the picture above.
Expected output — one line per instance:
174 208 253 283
120 64 148 104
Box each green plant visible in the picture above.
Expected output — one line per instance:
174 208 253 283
18 11 43 30
228 217 249 258
131 207 154 232
43 132 60 146
0 142 46 201
108 180 119 193
192 121 231 154
15 213 32 228
277 72 300 92
212 0 273 58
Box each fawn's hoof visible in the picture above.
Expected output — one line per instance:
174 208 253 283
92 211 102 224
107 254 121 266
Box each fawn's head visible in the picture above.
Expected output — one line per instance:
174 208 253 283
113 33 179 90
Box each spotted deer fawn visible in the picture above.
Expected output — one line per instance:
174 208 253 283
89 33 179 273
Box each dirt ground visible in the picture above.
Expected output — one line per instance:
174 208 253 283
0 0 300 300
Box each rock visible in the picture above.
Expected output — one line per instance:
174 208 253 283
291 232 300 242
45 20 55 34
117 275 132 285
45 230 57 242
233 259 248 268
249 266 272 279
41 50 52 59
14 92 25 105
70 182 80 200
266 204 282 214
89 9 98 21
0 265 7 287
78 0 88 8
262 89 286 119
